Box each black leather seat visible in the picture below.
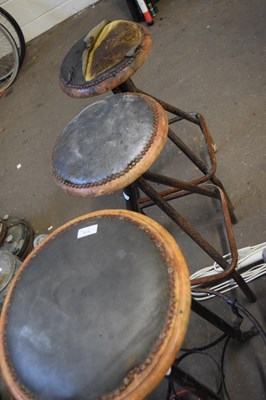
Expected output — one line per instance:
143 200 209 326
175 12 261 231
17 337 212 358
52 93 168 197
0 210 191 400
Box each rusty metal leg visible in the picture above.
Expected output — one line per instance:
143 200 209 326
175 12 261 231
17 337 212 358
117 78 138 94
140 176 240 284
142 172 237 225
123 183 141 213
111 87 123 94
119 78 199 124
168 128 237 223
137 177 256 302
118 79 236 218
192 299 242 340
142 172 220 200
168 127 216 182
210 175 237 223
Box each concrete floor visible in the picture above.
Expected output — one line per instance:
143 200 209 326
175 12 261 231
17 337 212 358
0 0 265 399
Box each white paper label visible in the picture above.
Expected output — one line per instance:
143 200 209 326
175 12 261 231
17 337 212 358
77 224 98 239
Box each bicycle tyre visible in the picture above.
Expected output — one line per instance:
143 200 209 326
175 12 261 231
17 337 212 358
0 7 25 66
0 23 20 93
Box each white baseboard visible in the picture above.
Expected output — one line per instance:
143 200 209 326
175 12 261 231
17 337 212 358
1 0 99 42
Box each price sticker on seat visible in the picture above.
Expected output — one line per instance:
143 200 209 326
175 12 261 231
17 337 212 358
77 224 98 239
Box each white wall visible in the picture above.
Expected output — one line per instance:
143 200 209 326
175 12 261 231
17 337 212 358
0 0 99 42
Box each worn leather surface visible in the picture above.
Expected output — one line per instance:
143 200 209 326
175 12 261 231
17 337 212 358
60 20 143 86
6 215 169 399
60 35 86 86
53 94 155 185
84 20 142 81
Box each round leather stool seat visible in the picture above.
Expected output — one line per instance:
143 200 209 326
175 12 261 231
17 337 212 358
59 20 152 98
52 93 168 197
0 210 191 400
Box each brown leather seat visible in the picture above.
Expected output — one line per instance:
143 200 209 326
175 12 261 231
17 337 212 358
59 20 152 98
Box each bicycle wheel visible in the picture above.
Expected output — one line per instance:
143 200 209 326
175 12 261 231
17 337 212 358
0 7 25 66
0 24 20 93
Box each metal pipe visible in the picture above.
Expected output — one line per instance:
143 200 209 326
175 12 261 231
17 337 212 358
168 127 216 180
191 298 242 339
137 177 256 302
143 172 219 199
118 78 199 124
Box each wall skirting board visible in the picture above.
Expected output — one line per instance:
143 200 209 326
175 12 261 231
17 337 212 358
0 0 99 42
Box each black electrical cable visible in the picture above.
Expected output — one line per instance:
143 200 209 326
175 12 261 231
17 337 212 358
233 302 266 345
193 289 266 346
181 332 227 353
170 381 181 399
165 380 172 400
220 335 231 400
165 380 189 400
164 290 265 400
169 381 191 399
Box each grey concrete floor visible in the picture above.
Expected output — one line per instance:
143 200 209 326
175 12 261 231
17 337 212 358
0 0 265 399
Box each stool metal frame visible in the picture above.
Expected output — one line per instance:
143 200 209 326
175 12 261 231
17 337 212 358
114 78 235 213
125 177 255 302
113 80 256 303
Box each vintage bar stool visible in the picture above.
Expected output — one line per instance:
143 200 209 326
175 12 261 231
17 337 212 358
0 209 191 400
59 20 152 98
59 19 234 212
52 92 256 302
0 210 257 400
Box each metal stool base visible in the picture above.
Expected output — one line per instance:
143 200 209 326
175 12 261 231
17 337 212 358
114 78 236 218
124 177 256 302
116 78 255 302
